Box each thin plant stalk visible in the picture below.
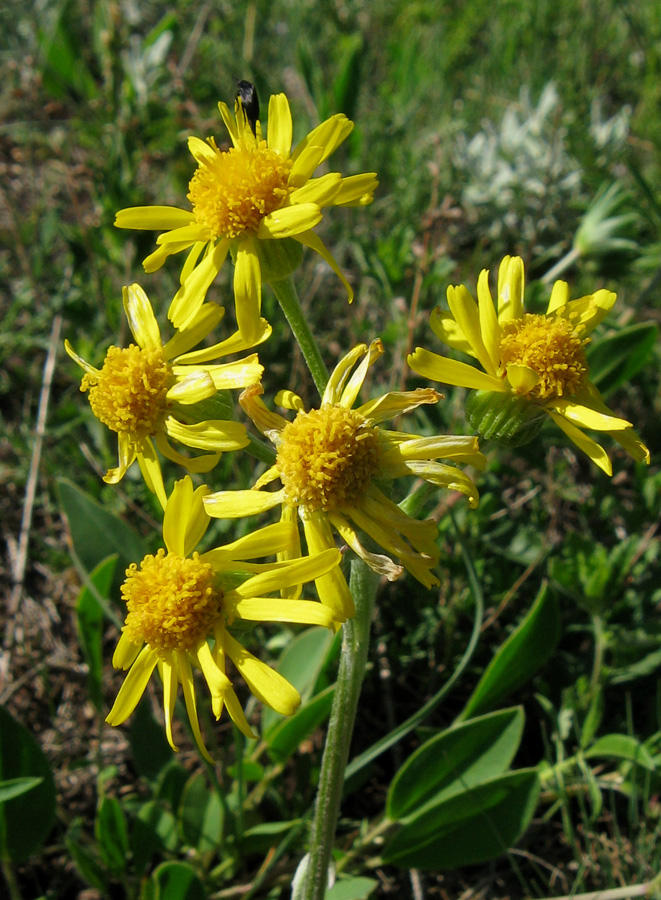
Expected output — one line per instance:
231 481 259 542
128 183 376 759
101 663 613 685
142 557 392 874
302 559 379 900
269 276 329 396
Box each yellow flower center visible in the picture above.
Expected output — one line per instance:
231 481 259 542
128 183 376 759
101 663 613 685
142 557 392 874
499 314 588 400
81 345 172 438
188 138 292 239
122 549 221 655
277 406 380 511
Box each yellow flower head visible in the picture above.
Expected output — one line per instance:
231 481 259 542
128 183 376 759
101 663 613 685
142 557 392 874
65 284 270 507
408 256 650 475
106 476 340 762
204 341 485 622
115 85 378 344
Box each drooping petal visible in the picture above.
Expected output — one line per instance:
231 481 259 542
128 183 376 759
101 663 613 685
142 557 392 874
224 686 259 739
224 632 300 716
293 230 354 303
169 241 229 329
240 383 288 438
106 646 159 725
143 241 197 273
329 512 403 581
194 641 232 703
299 508 355 621
357 387 440 425
176 650 215 764
609 427 650 464
136 441 167 510
160 656 179 752
267 93 293 157
234 239 262 344
103 433 137 485
112 632 142 670
155 432 220 475
203 487 285 519
164 417 249 451
545 409 612 475
408 348 505 392
122 283 161 350
404 460 481 509
115 206 195 230
551 398 633 432
275 389 306 412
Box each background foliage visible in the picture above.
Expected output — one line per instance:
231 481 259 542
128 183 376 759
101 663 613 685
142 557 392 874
1 0 660 897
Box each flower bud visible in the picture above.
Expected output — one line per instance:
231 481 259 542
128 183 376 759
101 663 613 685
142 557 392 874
465 389 546 448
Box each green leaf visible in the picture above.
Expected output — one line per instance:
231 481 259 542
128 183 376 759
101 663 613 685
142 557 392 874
95 796 129 875
131 801 178 871
0 777 43 803
266 684 336 763
76 555 117 711
129 699 174 782
178 772 224 853
0 705 56 862
387 707 524 821
151 861 206 900
587 322 658 396
262 626 334 736
382 769 540 869
458 582 559 721
66 822 108 892
241 820 301 855
57 478 148 583
586 734 656 771
326 876 379 899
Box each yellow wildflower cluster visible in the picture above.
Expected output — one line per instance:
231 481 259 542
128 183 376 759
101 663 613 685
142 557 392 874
66 83 650 758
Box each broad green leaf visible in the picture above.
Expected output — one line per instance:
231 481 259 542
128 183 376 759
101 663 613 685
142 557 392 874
178 772 224 853
76 555 117 711
458 582 559 721
66 821 108 892
241 819 301 855
326 876 379 899
382 769 540 869
58 478 149 584
96 796 129 874
586 734 656 771
131 801 178 871
262 626 334 736
587 322 658 396
129 699 174 782
266 684 336 762
0 705 56 862
152 861 206 900
0 777 42 803
387 707 524 821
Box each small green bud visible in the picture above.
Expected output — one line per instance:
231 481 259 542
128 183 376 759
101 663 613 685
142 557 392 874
255 238 304 285
465 389 546 448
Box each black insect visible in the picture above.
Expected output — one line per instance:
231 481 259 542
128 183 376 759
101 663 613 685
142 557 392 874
236 80 260 135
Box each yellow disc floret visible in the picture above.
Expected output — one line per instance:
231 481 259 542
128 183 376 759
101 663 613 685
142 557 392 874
81 345 172 438
122 549 221 655
277 406 380 511
499 314 588 400
188 137 292 239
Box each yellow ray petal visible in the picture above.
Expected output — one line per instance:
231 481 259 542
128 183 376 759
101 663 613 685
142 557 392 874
106 646 159 725
329 172 378 207
275 389 306 412
547 279 570 313
123 283 161 350
163 303 224 361
234 239 262 344
161 656 179 752
408 348 505 392
300 509 355 621
224 632 300 716
339 339 384 409
293 230 354 303
201 521 297 565
329 512 403 581
289 173 342 206
560 289 617 336
188 135 217 164
204 487 285 519
169 241 229 329
447 284 495 375
497 255 525 323
506 364 540 395
143 241 196 273
323 343 368 406
136 440 167 510
429 308 475 356
176 355 263 391
176 651 215 764
258 203 323 239
224 686 259 739
229 547 341 599
545 409 612 475
163 475 194 556
176 318 271 364
64 339 98 377
167 370 217 404
103 433 137 485
156 432 220 474
240 383 288 438
115 206 195 230
405 460 480 509
218 100 240 147
552 398 633 432
357 387 440 425
476 268 501 371
291 114 353 169
195 641 232 700
165 417 248 451
610 427 650 464
157 224 211 245
289 144 325 188
228 596 334 627
112 632 142 670
267 93 293 157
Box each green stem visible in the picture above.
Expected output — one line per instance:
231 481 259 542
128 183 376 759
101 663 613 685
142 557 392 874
541 245 581 284
269 276 329 396
302 559 378 900
590 613 606 695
